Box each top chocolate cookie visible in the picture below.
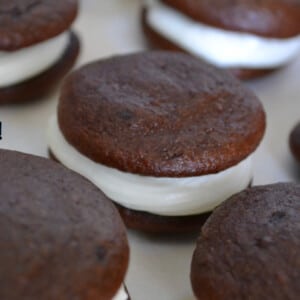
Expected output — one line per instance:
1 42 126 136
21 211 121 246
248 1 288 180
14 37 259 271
162 0 300 38
0 0 78 50
191 183 300 299
0 149 129 300
58 51 265 177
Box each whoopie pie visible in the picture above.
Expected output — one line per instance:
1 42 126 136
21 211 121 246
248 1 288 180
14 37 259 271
142 0 300 79
0 0 80 104
48 51 266 233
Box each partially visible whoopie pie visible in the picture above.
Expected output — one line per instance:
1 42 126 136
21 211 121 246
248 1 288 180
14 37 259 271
290 122 300 163
143 0 300 79
48 51 266 233
191 183 300 300
0 0 80 104
0 149 129 300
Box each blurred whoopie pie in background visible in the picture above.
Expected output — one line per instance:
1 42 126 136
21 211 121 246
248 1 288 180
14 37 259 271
142 0 300 79
0 0 80 104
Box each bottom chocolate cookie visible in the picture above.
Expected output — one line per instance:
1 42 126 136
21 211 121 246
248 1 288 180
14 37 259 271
142 11 277 80
0 32 80 104
116 203 211 234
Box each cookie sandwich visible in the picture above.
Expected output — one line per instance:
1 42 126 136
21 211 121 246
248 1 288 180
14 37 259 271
143 0 300 79
0 149 130 300
0 0 80 104
48 51 266 233
191 183 300 300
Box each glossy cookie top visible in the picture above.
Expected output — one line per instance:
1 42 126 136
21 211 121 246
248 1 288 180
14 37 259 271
0 149 129 300
0 0 78 50
162 0 300 38
58 51 265 177
191 183 300 300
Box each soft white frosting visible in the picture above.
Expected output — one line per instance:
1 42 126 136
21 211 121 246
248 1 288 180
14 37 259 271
48 116 253 216
0 32 69 88
112 285 128 300
145 0 300 68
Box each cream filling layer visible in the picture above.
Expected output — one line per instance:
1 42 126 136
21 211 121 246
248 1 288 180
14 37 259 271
145 0 300 68
48 116 253 216
112 285 128 300
0 32 69 88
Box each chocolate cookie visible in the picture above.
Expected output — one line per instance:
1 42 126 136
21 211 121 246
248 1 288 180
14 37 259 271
142 0 300 79
0 0 80 104
48 51 265 233
116 204 212 234
0 149 129 300
290 122 300 163
0 0 78 50
191 183 300 300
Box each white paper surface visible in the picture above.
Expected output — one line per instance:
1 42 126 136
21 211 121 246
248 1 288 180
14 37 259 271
0 1 299 299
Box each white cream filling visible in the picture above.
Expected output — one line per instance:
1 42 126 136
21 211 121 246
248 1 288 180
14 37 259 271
112 285 128 300
145 0 300 68
48 116 253 216
0 32 69 88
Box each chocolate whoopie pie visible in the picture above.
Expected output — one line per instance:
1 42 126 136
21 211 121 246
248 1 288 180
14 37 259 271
0 0 80 104
290 122 300 163
191 183 300 300
143 0 300 79
0 149 130 300
48 51 265 233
